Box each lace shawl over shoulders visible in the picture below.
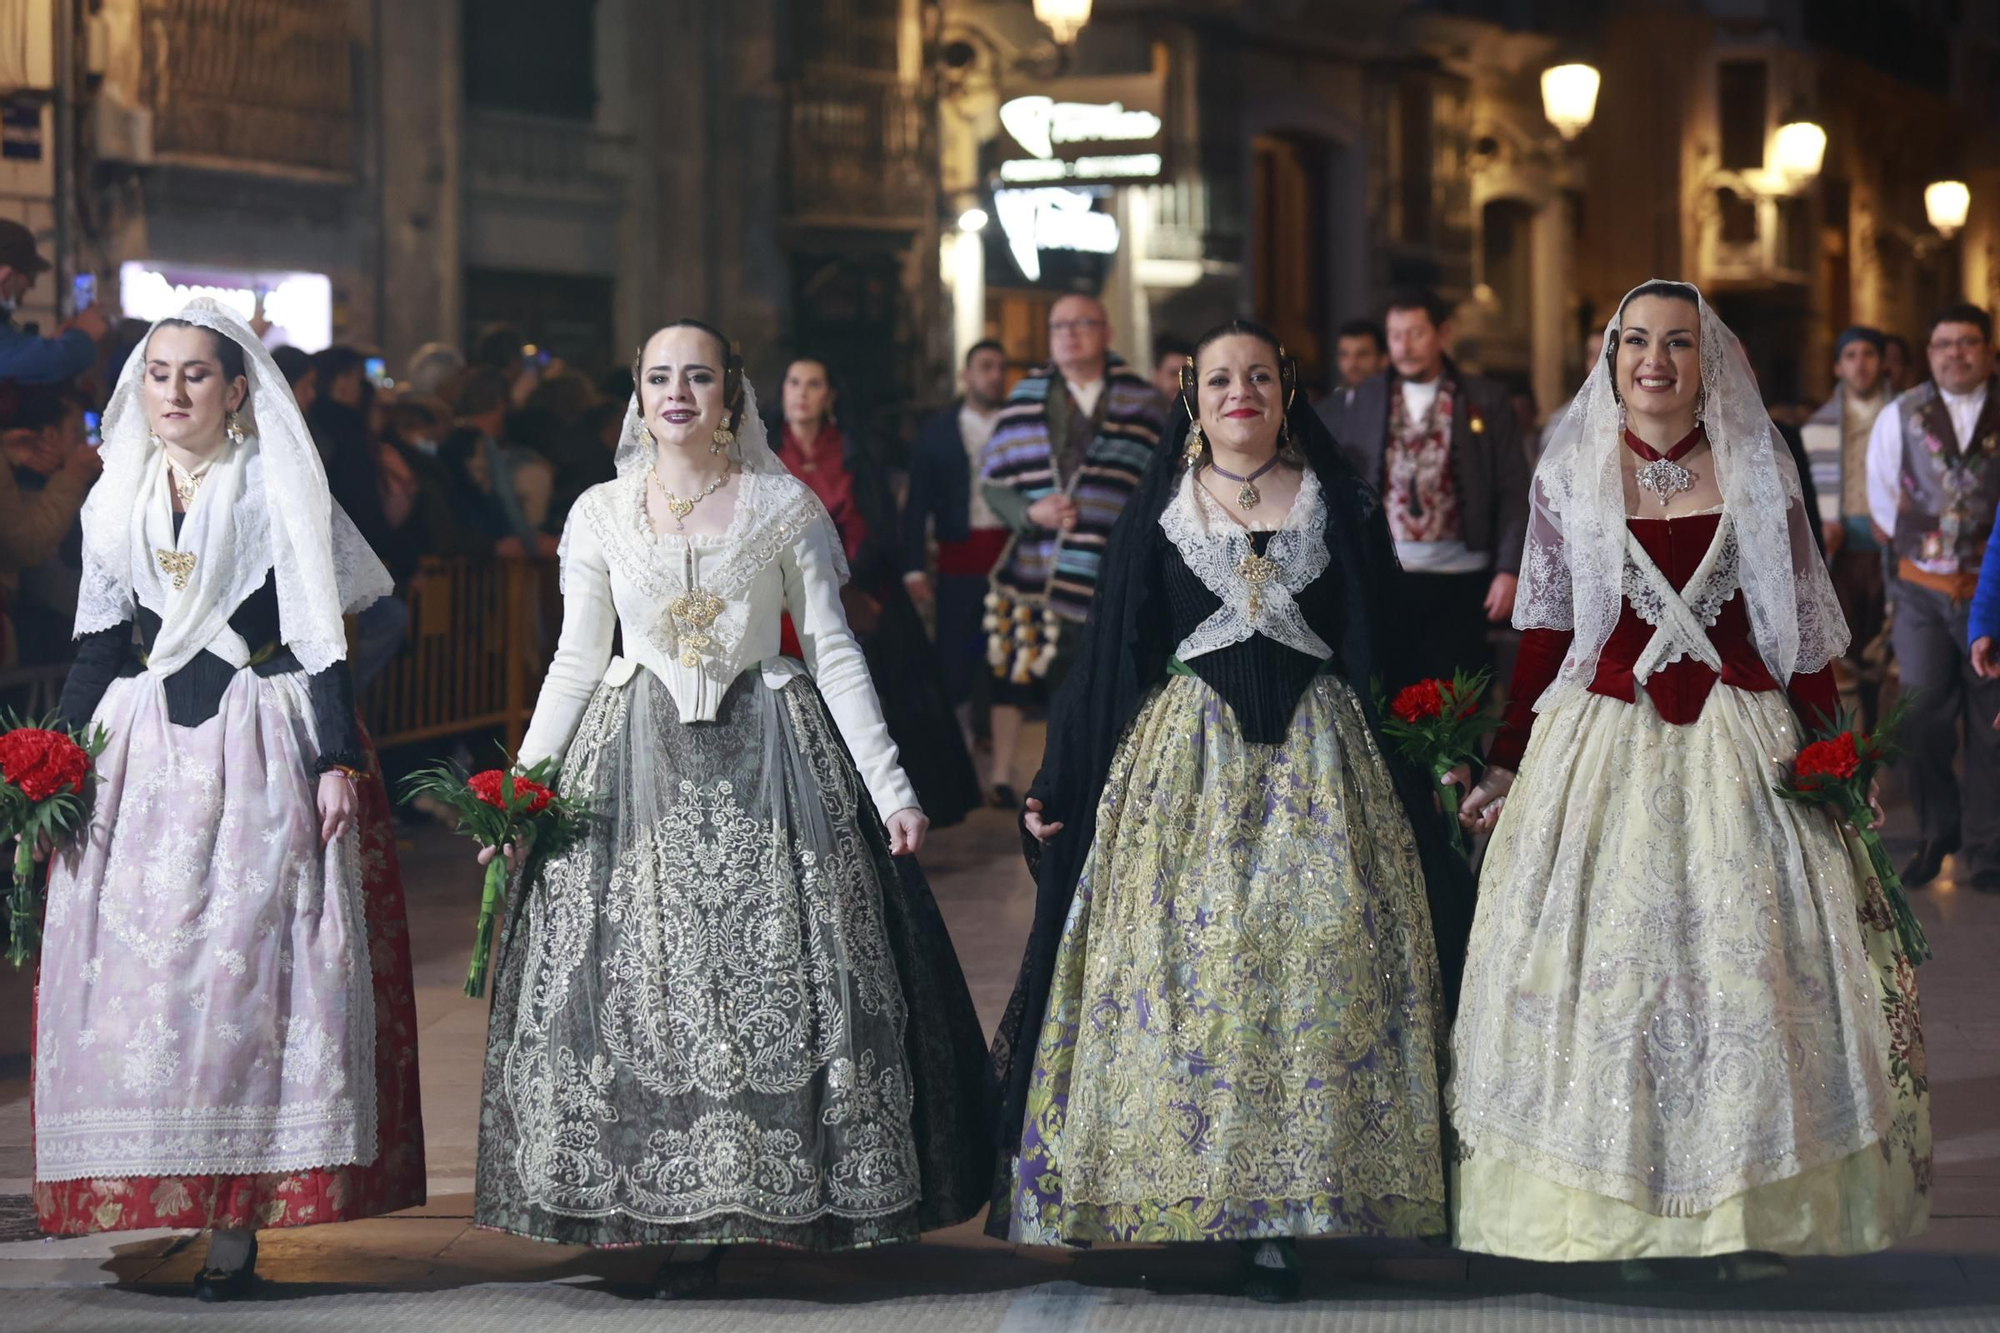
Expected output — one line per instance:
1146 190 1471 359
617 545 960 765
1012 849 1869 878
1157 466 1333 662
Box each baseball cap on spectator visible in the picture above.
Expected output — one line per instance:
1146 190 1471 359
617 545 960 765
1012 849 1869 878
0 220 51 275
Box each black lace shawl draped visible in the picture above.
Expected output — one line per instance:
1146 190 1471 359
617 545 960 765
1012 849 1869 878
984 400 1478 1152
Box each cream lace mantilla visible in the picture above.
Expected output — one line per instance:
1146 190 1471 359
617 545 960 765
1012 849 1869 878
1158 466 1333 663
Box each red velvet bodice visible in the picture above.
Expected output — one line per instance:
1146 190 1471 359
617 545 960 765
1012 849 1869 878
1487 511 1837 772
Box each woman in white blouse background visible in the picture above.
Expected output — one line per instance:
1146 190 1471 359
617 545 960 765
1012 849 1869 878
471 321 992 1297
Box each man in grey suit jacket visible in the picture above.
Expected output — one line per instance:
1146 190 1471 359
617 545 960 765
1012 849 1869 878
1318 288 1531 681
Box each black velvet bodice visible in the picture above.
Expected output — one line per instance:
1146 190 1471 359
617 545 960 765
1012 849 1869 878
1161 529 1345 744
55 515 362 770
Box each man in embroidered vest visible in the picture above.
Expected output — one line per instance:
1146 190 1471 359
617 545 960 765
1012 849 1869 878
979 293 1167 805
1803 325 1895 726
1866 302 2000 891
903 340 1011 773
1318 287 1529 681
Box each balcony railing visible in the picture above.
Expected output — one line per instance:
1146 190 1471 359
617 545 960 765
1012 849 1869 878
785 68 930 231
464 109 634 205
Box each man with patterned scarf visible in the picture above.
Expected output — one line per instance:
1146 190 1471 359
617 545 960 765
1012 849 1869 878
978 294 1167 805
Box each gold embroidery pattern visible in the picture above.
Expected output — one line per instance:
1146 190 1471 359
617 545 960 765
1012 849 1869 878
1007 674 1447 1244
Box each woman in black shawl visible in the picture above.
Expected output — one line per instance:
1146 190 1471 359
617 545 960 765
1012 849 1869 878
986 322 1474 1301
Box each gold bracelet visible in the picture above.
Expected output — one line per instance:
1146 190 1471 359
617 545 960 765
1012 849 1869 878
327 763 365 783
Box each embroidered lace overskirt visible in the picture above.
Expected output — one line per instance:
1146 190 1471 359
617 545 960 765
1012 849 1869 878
1449 685 1905 1223
34 728 426 1235
34 671 378 1181
1001 673 1448 1245
476 669 989 1249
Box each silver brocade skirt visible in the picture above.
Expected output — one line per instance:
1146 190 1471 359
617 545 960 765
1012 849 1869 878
474 668 989 1249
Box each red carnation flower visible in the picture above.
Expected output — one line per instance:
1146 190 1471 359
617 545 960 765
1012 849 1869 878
1390 679 1447 724
467 769 508 807
1795 732 1860 783
514 779 554 815
0 728 90 802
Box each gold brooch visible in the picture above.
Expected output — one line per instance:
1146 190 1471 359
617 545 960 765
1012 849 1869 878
1237 552 1280 616
155 549 197 592
668 588 725 668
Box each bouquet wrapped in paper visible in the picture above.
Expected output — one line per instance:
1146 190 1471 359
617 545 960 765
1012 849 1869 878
0 714 109 967
400 758 582 997
1374 669 1499 856
1776 697 1930 965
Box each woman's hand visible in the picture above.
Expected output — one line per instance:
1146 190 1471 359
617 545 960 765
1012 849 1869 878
1023 797 1063 844
1458 766 1516 837
317 770 360 846
477 841 526 872
885 807 929 856
840 586 883 637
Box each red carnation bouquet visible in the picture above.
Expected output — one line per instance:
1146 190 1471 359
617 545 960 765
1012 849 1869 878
1374 669 1500 855
1777 697 1930 964
0 713 109 967
401 757 582 997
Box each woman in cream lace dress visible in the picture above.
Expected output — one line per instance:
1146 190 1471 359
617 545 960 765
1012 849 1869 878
1452 281 1928 1266
473 321 988 1297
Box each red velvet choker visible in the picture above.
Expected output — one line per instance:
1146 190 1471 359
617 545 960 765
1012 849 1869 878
1624 426 1702 506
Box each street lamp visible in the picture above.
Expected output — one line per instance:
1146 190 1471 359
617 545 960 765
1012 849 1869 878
1540 63 1601 140
1926 181 1970 238
1033 0 1092 46
1772 118 1826 190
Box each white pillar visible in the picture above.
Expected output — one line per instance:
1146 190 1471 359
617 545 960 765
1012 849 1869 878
950 228 986 370
1104 186 1151 370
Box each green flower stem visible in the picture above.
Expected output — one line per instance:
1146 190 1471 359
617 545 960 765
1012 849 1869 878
6 835 37 969
1434 765 1467 857
465 854 508 999
1851 804 1932 965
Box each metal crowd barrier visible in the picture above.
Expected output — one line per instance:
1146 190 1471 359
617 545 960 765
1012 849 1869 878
361 555 559 755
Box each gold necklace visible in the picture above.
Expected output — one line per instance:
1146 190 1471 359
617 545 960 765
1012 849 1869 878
650 462 731 530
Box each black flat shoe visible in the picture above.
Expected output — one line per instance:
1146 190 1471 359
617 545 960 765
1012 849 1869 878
1240 1239 1301 1304
651 1245 724 1300
1902 832 1961 888
192 1238 257 1303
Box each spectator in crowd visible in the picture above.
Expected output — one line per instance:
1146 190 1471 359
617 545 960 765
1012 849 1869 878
308 346 406 688
1883 332 1917 395
1150 333 1191 402
981 293 1168 806
270 344 317 414
442 367 558 558
549 397 622 528
903 339 1011 763
0 382 100 664
1802 325 1894 725
471 323 541 408
405 341 467 398
0 220 107 385
1334 318 1387 405
1319 287 1529 681
1868 302 2000 891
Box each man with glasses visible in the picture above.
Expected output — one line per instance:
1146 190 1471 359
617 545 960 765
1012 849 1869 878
1867 303 2000 891
979 294 1167 806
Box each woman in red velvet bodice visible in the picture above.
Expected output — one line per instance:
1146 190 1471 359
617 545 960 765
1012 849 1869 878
1485 495 1837 773
1445 281 1928 1266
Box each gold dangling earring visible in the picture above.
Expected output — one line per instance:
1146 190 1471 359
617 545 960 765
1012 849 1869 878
711 423 735 456
1183 419 1205 468
225 410 247 447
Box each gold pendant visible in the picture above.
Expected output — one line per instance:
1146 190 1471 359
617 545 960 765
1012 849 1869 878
1236 481 1260 510
665 495 696 522
156 548 197 592
1238 552 1279 617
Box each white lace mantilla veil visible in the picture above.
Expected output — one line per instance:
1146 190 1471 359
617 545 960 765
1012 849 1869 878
74 297 392 676
1512 279 1847 712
